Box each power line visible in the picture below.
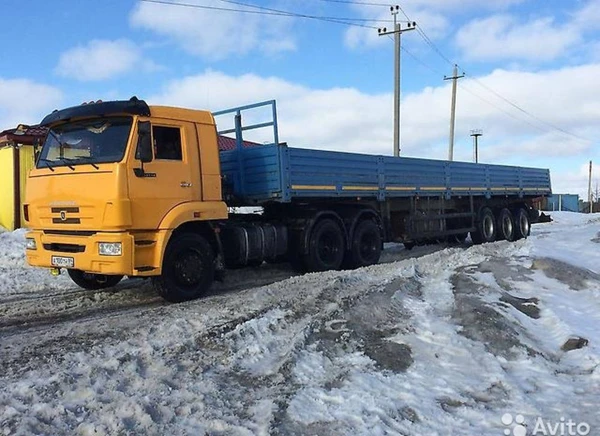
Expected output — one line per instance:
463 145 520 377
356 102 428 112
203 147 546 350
138 0 381 29
221 0 392 23
392 39 586 139
308 0 395 7
140 0 592 143
390 2 592 143
458 83 549 134
463 72 592 143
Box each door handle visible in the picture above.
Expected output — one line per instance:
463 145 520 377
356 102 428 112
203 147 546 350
180 182 192 188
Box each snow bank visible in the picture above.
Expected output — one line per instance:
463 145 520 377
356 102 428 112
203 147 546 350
0 212 598 435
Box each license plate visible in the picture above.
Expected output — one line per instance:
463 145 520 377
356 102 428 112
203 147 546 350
51 256 74 268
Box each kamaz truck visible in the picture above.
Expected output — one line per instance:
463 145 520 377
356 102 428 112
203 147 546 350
24 98 551 302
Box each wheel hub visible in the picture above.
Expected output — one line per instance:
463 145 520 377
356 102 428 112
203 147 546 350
174 250 204 286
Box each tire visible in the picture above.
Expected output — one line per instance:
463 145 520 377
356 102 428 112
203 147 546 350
470 207 496 244
67 269 123 290
497 208 516 241
513 207 531 240
152 233 215 303
303 218 345 272
346 219 382 268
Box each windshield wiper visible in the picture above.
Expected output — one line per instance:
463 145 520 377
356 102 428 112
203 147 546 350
74 155 100 170
38 158 56 172
57 157 76 170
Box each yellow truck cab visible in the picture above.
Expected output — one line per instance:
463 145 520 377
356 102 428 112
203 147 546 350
25 97 228 301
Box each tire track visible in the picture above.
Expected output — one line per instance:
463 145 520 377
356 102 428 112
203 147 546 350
0 244 450 343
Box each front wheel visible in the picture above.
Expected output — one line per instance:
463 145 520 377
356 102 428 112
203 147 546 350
67 269 123 290
152 233 215 303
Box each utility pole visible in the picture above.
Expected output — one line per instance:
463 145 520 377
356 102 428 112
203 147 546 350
470 129 482 163
444 64 464 161
589 160 593 213
378 7 416 157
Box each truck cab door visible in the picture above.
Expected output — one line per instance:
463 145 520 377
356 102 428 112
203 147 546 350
128 120 200 229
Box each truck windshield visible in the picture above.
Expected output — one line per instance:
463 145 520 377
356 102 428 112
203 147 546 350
37 116 132 169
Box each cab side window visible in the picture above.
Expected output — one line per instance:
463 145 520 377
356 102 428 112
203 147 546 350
153 126 182 160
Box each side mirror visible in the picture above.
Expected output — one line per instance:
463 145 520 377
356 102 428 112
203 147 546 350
136 121 152 163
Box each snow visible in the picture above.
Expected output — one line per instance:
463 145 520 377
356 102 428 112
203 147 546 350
1 212 599 435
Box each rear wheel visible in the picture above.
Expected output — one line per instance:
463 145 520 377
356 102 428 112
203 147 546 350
303 219 345 272
67 269 123 290
346 219 382 268
513 207 531 240
152 233 215 303
497 208 516 241
470 207 496 244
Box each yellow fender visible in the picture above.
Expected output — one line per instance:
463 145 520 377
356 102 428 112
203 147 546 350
151 201 228 272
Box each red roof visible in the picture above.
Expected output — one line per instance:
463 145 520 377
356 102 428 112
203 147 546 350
0 125 48 146
217 135 261 151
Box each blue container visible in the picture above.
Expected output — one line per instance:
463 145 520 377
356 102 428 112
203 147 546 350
546 194 579 212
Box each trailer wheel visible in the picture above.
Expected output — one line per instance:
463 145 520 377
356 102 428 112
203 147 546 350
67 269 123 290
497 208 516 241
470 207 496 244
514 207 531 240
346 219 382 268
304 219 345 272
152 233 215 303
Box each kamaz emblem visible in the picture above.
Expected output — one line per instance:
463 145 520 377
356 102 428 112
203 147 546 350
60 211 67 221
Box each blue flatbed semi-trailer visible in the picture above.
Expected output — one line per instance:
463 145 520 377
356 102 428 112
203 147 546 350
217 101 550 205
213 100 551 275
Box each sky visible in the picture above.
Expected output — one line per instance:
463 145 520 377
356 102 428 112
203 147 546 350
1 0 600 197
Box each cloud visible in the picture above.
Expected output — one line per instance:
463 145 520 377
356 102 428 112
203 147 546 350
147 70 390 150
572 0 600 31
147 65 600 197
55 39 159 81
455 14 581 62
342 0 526 51
129 0 295 60
0 78 63 130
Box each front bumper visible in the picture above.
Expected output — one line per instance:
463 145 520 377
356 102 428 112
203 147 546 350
26 230 135 275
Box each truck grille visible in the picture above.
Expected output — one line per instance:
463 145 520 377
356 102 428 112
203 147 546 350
50 207 81 224
44 230 96 236
52 218 81 224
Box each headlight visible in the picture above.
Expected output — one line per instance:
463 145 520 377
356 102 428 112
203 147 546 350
98 242 122 256
25 238 37 250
